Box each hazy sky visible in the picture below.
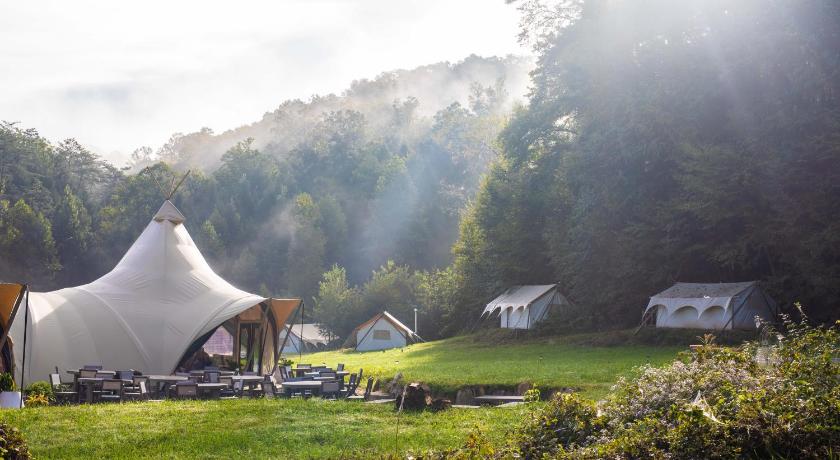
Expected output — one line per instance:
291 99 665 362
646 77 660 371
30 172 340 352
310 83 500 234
0 0 528 163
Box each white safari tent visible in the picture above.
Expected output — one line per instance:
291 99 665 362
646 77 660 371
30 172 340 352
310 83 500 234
642 282 777 330
0 201 301 386
278 323 332 355
481 284 570 330
344 311 422 351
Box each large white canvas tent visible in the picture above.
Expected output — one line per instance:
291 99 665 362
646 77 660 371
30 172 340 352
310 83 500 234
0 201 301 385
278 323 332 355
642 282 777 330
481 284 570 329
343 311 422 351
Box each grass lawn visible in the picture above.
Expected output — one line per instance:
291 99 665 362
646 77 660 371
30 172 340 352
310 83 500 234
1 399 532 459
299 333 682 399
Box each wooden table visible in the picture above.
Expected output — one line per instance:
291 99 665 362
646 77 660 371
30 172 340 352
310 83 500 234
281 380 323 396
473 395 525 406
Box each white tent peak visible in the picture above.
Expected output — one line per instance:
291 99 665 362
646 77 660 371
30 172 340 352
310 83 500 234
153 200 185 225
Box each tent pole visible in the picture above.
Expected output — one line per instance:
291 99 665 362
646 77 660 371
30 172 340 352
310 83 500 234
299 300 305 363
20 285 29 408
0 284 27 353
277 302 302 359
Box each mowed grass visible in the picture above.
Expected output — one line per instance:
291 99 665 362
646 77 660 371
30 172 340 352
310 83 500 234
1 398 532 459
301 334 682 399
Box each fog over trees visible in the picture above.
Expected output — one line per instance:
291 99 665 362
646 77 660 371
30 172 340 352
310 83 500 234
2 0 839 340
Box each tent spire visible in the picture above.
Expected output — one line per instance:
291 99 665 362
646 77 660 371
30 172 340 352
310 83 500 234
146 169 191 200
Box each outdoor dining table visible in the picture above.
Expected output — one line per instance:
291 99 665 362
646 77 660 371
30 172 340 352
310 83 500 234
196 383 228 398
146 375 189 397
281 380 323 396
76 377 103 403
66 369 117 392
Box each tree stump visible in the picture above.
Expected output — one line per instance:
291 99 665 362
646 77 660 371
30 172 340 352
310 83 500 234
395 382 431 411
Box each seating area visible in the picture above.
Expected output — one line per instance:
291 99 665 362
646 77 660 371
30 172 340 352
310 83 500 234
50 363 373 404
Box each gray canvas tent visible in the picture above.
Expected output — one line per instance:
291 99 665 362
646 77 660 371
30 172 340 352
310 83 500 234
642 281 777 330
343 311 422 351
481 284 570 330
278 323 332 355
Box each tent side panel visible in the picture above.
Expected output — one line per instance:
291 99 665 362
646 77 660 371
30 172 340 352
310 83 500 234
356 319 406 351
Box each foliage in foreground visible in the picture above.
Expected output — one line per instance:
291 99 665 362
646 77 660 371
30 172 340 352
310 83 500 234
0 423 31 460
415 317 839 459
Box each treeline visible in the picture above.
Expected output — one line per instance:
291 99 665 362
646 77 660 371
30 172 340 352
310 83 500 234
0 57 526 342
443 0 840 329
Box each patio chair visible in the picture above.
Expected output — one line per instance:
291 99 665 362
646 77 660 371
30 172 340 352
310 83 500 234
336 363 345 372
219 377 236 398
79 369 97 378
321 381 340 400
99 379 124 403
341 374 358 398
124 381 149 401
348 378 374 401
262 382 277 399
172 382 198 399
49 373 78 404
204 371 220 383
117 370 134 381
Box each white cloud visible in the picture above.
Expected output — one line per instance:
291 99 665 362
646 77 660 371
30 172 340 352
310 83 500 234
0 0 527 163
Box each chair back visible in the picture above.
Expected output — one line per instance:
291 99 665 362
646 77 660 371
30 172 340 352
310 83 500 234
95 372 112 379
363 378 374 398
322 381 340 394
102 379 123 392
336 363 345 371
49 373 62 388
205 371 220 383
220 376 233 388
279 367 290 380
175 382 198 397
79 369 97 378
139 381 148 396
347 373 357 389
262 382 275 398
358 368 364 382
233 380 244 395
83 364 103 370
117 370 134 381
133 376 149 386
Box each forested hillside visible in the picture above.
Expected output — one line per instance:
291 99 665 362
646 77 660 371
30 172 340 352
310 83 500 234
2 0 840 342
446 0 840 330
0 56 529 340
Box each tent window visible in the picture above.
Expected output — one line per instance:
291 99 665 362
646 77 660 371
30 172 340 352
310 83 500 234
372 330 391 340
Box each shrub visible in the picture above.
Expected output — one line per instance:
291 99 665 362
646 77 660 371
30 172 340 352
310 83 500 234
24 381 54 403
523 388 541 403
0 373 16 393
24 393 50 408
0 423 31 459
507 315 840 459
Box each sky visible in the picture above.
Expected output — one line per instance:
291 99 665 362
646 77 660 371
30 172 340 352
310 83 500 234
0 0 528 164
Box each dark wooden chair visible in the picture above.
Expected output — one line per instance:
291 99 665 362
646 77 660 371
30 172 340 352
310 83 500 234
98 379 124 403
321 381 340 400
49 373 78 404
348 378 374 401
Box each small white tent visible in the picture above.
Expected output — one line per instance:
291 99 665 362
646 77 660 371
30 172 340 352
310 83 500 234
2 201 301 384
642 282 777 330
344 311 422 351
481 284 570 329
278 323 332 355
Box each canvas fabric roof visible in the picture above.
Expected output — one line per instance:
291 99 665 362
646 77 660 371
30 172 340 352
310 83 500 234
482 284 560 315
284 323 331 346
5 201 299 383
643 281 762 318
650 282 756 299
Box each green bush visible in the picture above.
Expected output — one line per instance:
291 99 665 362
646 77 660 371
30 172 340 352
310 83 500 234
507 316 840 459
24 381 53 403
0 373 16 393
0 422 31 459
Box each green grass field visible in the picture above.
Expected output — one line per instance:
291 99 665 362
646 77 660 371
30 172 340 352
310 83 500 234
299 333 682 399
1 399 531 459
1 334 683 458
